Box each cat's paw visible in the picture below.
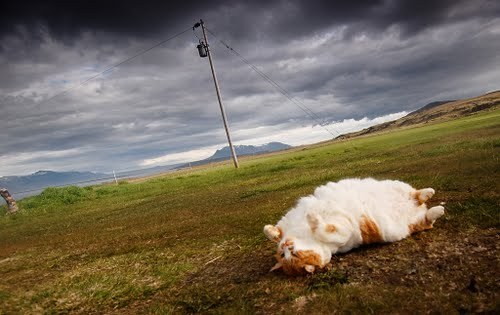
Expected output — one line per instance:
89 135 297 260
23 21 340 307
415 188 435 204
420 188 435 200
426 206 445 221
264 225 282 242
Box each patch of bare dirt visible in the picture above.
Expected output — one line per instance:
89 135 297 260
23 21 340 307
178 226 499 313
120 226 499 314
334 227 499 312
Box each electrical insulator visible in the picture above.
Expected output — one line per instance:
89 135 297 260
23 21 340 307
197 41 207 58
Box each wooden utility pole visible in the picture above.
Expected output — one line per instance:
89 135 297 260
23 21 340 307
0 188 18 214
196 19 239 168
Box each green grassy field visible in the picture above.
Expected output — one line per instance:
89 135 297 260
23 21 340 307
1 109 499 314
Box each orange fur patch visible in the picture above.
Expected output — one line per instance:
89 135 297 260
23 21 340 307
409 218 433 234
325 224 336 233
307 214 319 233
280 250 323 276
282 239 294 248
411 190 428 205
280 239 295 255
275 250 284 263
276 226 283 241
359 215 383 244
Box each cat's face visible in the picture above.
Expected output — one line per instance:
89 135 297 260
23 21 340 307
272 238 324 276
264 225 326 275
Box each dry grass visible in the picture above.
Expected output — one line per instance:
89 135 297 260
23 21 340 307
1 109 499 314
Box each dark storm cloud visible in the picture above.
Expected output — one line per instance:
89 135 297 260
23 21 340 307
1 0 499 176
0 1 223 41
2 0 499 42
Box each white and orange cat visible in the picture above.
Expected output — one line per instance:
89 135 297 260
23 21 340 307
263 178 445 276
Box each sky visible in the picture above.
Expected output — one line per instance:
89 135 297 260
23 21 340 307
1 0 499 176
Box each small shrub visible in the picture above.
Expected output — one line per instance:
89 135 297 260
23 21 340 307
21 186 96 210
41 186 95 205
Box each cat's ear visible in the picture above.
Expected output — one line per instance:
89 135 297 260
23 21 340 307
304 265 315 273
263 225 283 243
270 262 283 272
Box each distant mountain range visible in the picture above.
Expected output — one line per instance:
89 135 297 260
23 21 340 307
3 89 497 202
209 142 291 159
176 142 292 168
0 142 292 200
0 170 108 199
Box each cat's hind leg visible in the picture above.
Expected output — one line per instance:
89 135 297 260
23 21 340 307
409 206 445 234
412 188 435 205
426 205 445 222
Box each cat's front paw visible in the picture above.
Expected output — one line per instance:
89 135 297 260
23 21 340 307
264 225 282 242
426 206 445 222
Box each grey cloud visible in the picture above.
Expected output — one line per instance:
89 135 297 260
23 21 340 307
3 1 499 44
1 1 499 175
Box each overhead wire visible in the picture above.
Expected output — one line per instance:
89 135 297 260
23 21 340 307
193 26 203 42
7 27 195 196
31 26 193 109
205 28 343 138
7 23 348 197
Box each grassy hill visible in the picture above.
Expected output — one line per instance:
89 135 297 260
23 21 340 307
337 90 500 140
1 109 499 314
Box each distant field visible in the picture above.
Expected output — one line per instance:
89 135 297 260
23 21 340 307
1 109 499 314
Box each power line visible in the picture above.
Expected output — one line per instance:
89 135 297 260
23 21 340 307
205 29 343 138
4 28 195 196
32 27 192 109
6 24 348 196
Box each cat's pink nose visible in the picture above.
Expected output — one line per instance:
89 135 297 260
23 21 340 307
281 238 294 248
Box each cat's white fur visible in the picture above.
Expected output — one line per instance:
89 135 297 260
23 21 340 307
263 178 445 275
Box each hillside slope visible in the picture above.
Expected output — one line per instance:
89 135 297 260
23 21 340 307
337 90 500 140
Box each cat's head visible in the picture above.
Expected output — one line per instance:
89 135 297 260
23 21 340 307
263 225 327 276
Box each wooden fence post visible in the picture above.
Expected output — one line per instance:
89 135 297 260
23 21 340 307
0 188 18 214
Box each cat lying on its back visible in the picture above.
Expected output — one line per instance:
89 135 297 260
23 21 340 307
263 178 445 276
